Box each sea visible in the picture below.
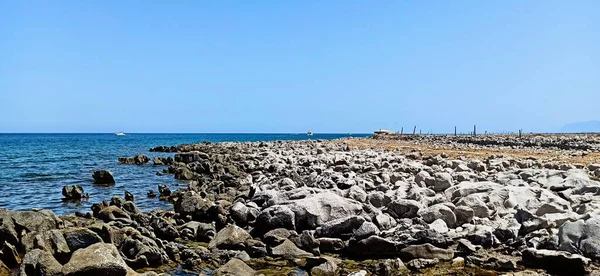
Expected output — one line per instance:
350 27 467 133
0 133 368 215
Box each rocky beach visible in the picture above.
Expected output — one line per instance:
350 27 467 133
5 133 600 275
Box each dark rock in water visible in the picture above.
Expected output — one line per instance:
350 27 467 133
147 190 156 198
158 184 171 198
62 243 129 276
124 190 134 202
522 248 590 275
62 185 87 200
20 249 63 276
213 258 256 276
151 217 179 241
92 170 115 185
118 154 150 165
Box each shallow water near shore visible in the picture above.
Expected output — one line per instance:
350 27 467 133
0 133 367 215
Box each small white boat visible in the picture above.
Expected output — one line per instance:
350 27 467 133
307 130 313 136
115 132 126 136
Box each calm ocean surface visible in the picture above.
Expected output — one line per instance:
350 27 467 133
0 133 368 215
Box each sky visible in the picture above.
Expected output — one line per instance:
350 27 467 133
1 1 599 133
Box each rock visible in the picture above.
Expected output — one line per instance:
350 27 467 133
454 206 474 225
1 241 19 268
308 256 339 276
269 239 312 259
432 172 453 192
558 217 600 258
173 191 211 219
367 191 391 208
118 154 149 165
19 249 63 276
255 205 295 234
493 218 521 243
124 191 134 202
406 258 439 270
315 216 365 239
263 228 292 246
230 202 250 225
213 258 256 276
456 239 478 256
147 190 156 198
347 185 367 202
157 184 171 198
354 221 379 240
208 224 251 250
287 192 363 231
347 236 399 257
318 238 345 253
290 230 320 255
419 204 456 227
374 213 397 231
386 199 422 219
62 243 129 276
400 243 454 261
92 170 115 185
62 227 103 252
348 271 367 276
522 248 590 275
374 259 408 275
429 219 448 234
62 185 86 200
97 206 130 222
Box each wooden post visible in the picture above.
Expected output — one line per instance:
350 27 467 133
413 126 416 135
473 125 477 136
454 126 457 136
419 129 422 135
519 129 522 139
400 127 404 135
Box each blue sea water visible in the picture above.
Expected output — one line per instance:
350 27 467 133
0 133 368 215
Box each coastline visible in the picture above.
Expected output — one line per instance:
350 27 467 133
6 135 600 275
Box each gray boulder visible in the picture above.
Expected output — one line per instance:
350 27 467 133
287 192 363 230
558 217 600 258
19 249 63 276
62 185 86 200
62 243 129 276
208 224 251 250
268 239 312 259
213 258 256 276
255 205 295 234
386 199 422 219
522 248 590 275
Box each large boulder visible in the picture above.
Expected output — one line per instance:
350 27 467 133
558 217 600 258
315 216 365 239
9 209 62 233
174 191 211 219
418 204 456 227
346 236 399 257
286 192 363 230
62 243 129 276
522 248 590 275
92 170 115 185
268 239 312 259
62 228 103 252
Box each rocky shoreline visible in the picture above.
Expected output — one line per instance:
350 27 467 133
6 136 600 275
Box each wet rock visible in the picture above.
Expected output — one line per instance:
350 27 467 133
522 248 590 275
400 243 454 261
147 190 156 198
307 256 340 276
62 243 129 276
92 170 115 185
62 185 87 200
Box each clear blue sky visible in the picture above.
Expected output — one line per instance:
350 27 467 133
1 1 598 133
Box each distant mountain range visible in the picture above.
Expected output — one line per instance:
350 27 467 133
560 120 600 133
